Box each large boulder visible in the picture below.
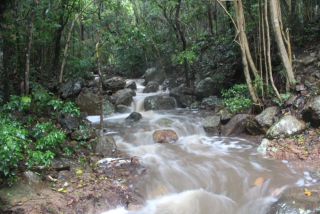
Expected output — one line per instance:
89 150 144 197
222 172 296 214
59 79 84 99
268 186 320 214
221 114 250 136
144 67 165 84
169 85 195 108
195 77 217 99
115 105 131 113
302 96 320 127
113 88 136 106
126 81 137 90
200 96 223 111
144 95 177 111
76 89 115 115
153 129 178 144
266 115 306 139
246 107 279 135
95 135 117 156
143 81 159 93
102 76 126 92
58 114 80 132
202 115 221 134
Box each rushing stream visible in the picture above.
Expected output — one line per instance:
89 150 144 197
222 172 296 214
88 80 318 214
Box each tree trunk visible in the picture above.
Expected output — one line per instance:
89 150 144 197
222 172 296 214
25 5 35 95
269 0 295 86
59 15 78 83
234 0 260 104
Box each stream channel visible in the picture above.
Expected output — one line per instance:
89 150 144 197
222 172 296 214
88 80 318 214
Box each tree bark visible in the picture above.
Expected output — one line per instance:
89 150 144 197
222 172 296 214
59 14 78 83
25 4 35 95
269 0 295 86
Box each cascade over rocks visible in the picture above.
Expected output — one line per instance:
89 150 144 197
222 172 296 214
169 85 195 108
143 81 159 93
102 76 126 92
143 67 165 85
302 96 320 127
59 78 84 99
266 115 306 139
153 129 178 144
195 77 217 99
113 88 135 106
144 95 177 111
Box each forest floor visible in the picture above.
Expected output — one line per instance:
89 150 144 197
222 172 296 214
0 151 144 214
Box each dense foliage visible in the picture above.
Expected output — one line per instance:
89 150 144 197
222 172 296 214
0 88 88 182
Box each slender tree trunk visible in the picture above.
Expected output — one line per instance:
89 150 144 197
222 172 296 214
25 5 35 95
59 15 78 83
96 42 104 130
207 4 214 35
234 0 260 104
265 0 281 101
269 0 296 86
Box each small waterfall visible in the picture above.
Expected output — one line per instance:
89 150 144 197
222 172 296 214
128 79 169 112
87 79 320 214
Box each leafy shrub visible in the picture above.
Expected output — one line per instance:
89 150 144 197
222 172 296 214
0 116 28 178
2 95 31 112
27 150 55 168
222 84 252 113
272 93 292 107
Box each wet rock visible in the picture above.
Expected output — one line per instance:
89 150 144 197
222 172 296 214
102 76 126 92
144 95 177 111
58 114 80 132
24 171 41 184
153 129 178 144
143 81 159 93
268 186 320 214
221 114 250 136
59 79 84 99
76 89 115 115
125 112 142 122
246 107 279 135
257 139 271 155
126 81 137 90
302 96 320 127
245 116 265 135
200 96 223 111
218 109 233 124
144 67 165 84
202 115 221 134
95 135 117 156
113 88 135 106
195 77 217 99
266 115 306 139
170 85 195 108
256 107 279 127
115 105 131 113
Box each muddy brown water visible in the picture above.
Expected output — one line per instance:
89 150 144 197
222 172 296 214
87 80 319 214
